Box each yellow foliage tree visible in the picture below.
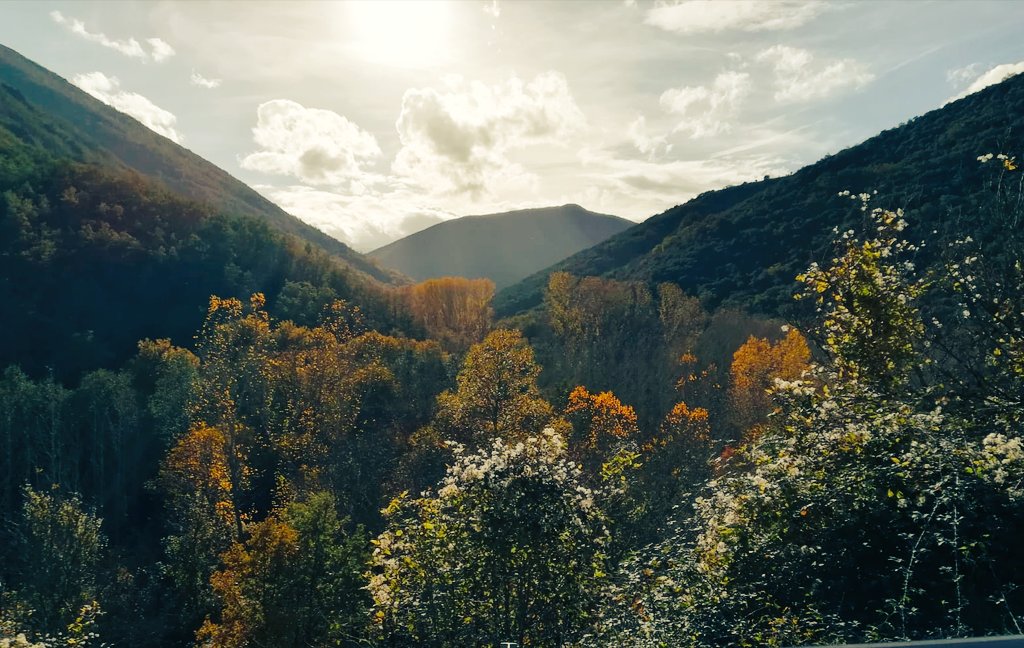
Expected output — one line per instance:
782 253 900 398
728 328 811 437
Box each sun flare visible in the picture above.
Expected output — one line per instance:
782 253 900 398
345 0 453 69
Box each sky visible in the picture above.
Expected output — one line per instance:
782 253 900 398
1 1 1023 252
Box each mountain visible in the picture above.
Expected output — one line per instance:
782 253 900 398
0 46 412 380
369 204 633 288
0 43 395 284
495 72 1024 317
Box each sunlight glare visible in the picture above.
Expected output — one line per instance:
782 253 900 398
346 1 453 69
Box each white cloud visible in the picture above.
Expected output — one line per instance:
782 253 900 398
254 184 452 252
482 1 501 18
756 45 873 103
645 0 824 34
190 71 222 89
50 11 175 62
71 72 182 143
240 99 381 186
947 63 981 86
393 71 585 196
947 61 1024 103
628 115 672 157
147 38 176 63
659 70 752 138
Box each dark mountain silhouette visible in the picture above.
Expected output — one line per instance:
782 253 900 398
370 204 633 288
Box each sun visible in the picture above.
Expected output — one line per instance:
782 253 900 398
345 1 454 70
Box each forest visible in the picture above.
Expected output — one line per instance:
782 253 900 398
2 145 1024 647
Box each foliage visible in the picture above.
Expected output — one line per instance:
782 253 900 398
6 487 105 637
369 429 611 647
198 492 368 648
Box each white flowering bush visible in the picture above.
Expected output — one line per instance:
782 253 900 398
592 184 1024 646
368 428 611 647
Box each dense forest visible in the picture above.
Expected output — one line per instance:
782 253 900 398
3 152 1024 646
3 42 1024 648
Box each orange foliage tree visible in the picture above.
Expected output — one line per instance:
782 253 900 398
563 386 640 471
728 328 811 437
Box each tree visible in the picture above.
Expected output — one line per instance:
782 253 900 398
402 277 494 351
369 429 611 647
198 493 367 648
433 329 552 445
563 385 640 473
595 198 1024 647
9 486 105 636
728 328 811 438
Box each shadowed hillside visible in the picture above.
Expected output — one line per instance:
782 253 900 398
369 204 632 288
495 72 1024 317
0 43 397 283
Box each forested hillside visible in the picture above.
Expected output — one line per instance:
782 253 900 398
369 204 632 288
495 71 1024 317
0 44 396 283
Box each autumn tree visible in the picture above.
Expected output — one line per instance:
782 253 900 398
434 328 552 445
198 493 367 648
403 277 494 351
728 327 811 438
563 386 641 473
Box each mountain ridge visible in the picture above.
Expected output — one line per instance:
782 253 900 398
494 72 1024 316
369 204 633 289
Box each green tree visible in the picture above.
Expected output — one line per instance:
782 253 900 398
369 429 610 647
9 486 105 636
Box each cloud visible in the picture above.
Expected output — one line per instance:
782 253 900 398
393 71 585 196
50 11 175 62
580 146 788 208
71 72 182 142
756 45 873 103
628 115 672 157
147 38 176 63
947 63 981 86
255 184 452 252
659 70 752 138
190 71 222 89
947 61 1024 103
240 99 381 185
645 0 824 34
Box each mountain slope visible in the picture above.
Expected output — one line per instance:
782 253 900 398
0 43 396 284
495 73 1024 317
0 48 415 380
369 204 633 288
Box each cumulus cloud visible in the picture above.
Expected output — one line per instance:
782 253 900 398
50 11 175 62
71 72 182 142
659 70 752 138
756 45 873 103
645 0 824 34
190 71 222 89
393 72 585 196
947 61 1024 104
240 99 381 186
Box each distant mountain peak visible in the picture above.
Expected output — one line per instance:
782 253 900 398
369 205 633 289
